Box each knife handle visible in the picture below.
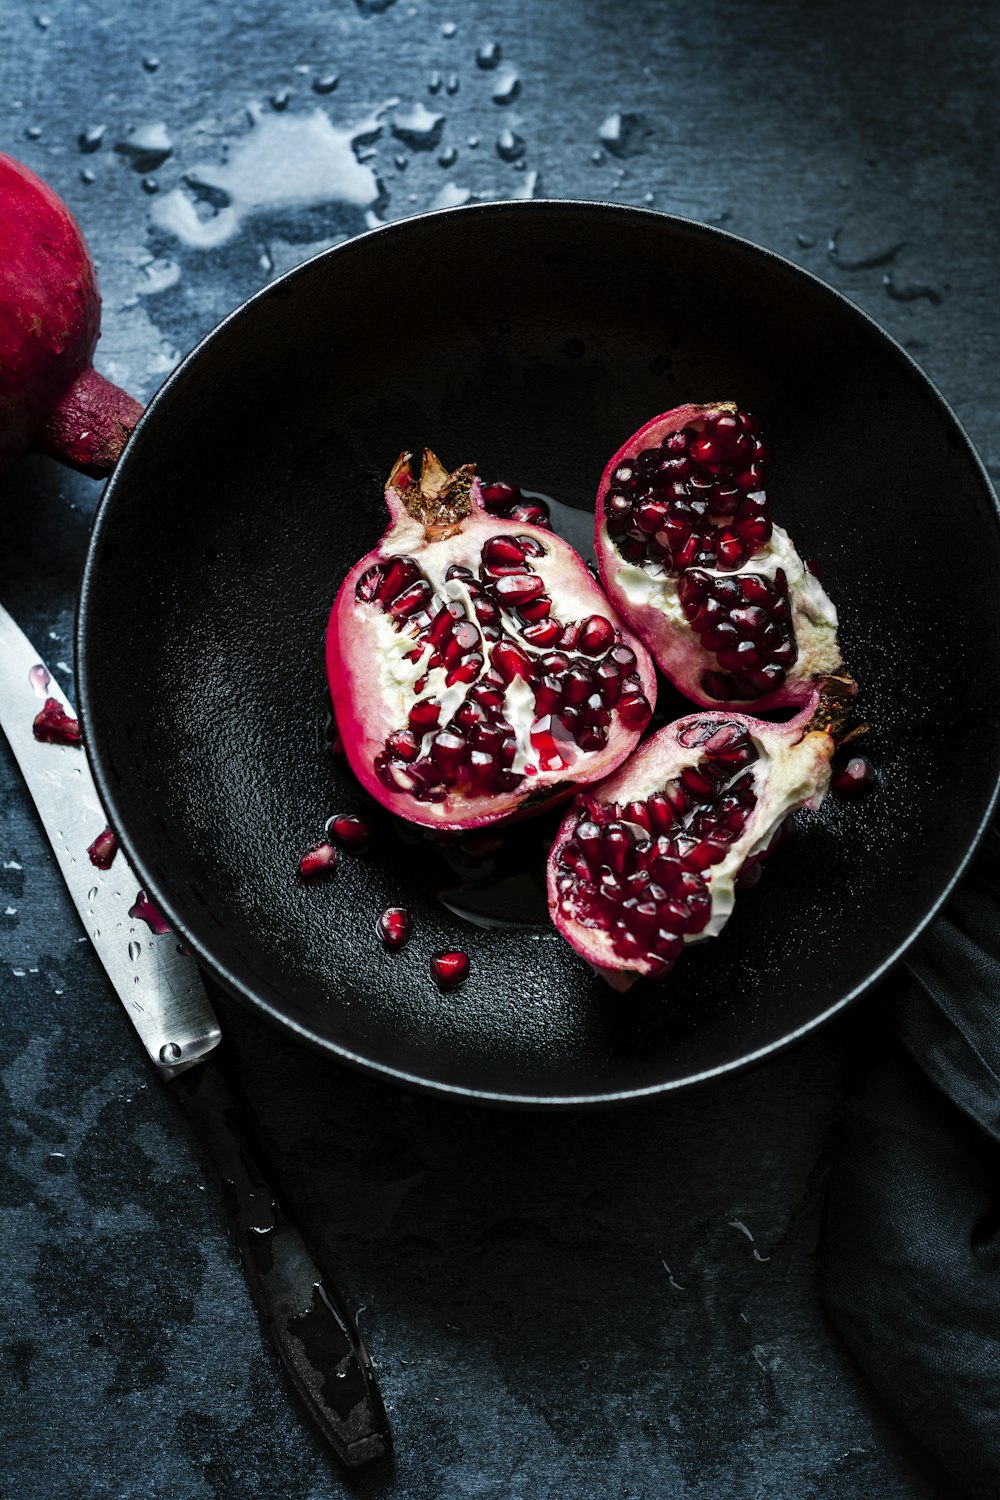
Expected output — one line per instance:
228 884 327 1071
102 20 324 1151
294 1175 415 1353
166 1054 392 1469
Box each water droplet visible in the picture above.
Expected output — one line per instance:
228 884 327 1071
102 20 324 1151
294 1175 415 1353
115 120 173 173
391 102 445 151
151 104 385 250
159 1041 183 1064
438 145 457 168
643 191 655 204
25 125 42 141
46 1152 69 1175
128 940 142 962
431 181 471 209
427 71 442 94
141 54 160 72
445 73 460 95
491 70 520 106
591 148 604 164
476 41 501 69
270 88 292 111
394 153 408 170
141 176 159 195
354 0 396 11
80 168 96 185
12 968 26 978
496 128 524 162
441 20 457 36
597 111 645 158
467 134 479 148
795 231 816 249
29 663 50 697
92 930 100 940
883 271 943 305
35 13 52 28
87 887 99 902
312 73 339 94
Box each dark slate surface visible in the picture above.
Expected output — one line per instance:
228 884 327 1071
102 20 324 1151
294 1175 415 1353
1 1 996 1495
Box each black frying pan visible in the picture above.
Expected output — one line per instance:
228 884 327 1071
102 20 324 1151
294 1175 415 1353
77 202 1000 1107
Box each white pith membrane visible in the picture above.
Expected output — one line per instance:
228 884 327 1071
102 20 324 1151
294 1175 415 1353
595 402 847 710
547 704 837 990
328 451 657 829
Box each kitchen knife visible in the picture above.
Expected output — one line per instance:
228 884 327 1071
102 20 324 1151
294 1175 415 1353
0 601 392 1468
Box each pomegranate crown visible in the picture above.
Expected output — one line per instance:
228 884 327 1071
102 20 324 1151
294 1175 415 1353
388 448 477 536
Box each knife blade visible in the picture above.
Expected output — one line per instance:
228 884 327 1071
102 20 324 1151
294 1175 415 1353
0 601 220 1069
0 600 392 1467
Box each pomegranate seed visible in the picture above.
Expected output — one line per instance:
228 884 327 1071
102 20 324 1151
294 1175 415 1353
533 677 561 715
446 653 484 686
356 565 384 602
387 729 418 762
577 615 616 657
494 572 545 606
33 698 81 746
690 434 720 464
832 755 877 799
509 503 551 527
375 556 420 604
491 640 532 682
409 699 440 734
430 950 470 990
617 692 651 730
480 481 521 510
483 535 527 567
87 826 119 869
735 860 763 890
518 594 552 623
530 714 576 771
389 580 432 619
298 842 338 878
468 749 499 783
561 665 593 706
522 618 562 649
326 813 374 851
378 906 412 950
431 730 467 780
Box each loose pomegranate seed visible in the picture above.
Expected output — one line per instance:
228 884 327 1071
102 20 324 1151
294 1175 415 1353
326 813 374 851
87 826 119 870
832 755 877 799
430 949 470 990
33 698 81 747
298 842 338 878
378 906 412 950
128 890 172 934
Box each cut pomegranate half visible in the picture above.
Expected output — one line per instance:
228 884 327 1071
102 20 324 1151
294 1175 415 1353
547 677 855 990
327 449 657 830
595 402 851 712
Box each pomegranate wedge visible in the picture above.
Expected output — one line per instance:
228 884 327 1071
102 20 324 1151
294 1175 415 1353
327 449 657 830
595 401 850 712
547 678 855 989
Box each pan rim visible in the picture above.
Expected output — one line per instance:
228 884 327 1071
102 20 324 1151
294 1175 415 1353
76 198 1000 1108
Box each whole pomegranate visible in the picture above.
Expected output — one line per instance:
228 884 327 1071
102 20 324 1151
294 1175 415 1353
0 153 143 477
595 402 849 712
547 678 854 989
327 448 657 830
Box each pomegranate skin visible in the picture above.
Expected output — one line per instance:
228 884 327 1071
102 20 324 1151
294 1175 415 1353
0 153 143 477
547 679 854 990
327 449 658 831
595 401 848 714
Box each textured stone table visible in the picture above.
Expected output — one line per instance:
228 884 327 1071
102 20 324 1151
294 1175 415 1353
2 1 996 1495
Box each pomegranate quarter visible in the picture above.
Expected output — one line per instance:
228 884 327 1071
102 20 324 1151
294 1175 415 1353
547 679 855 990
596 402 851 713
327 449 657 830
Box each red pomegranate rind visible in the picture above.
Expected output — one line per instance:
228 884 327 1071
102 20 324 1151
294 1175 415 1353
547 680 853 990
327 449 657 831
595 402 848 713
0 154 143 477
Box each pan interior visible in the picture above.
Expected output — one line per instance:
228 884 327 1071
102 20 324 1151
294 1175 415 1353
79 204 1000 1103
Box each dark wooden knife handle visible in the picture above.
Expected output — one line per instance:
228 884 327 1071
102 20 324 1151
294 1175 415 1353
166 1054 392 1469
